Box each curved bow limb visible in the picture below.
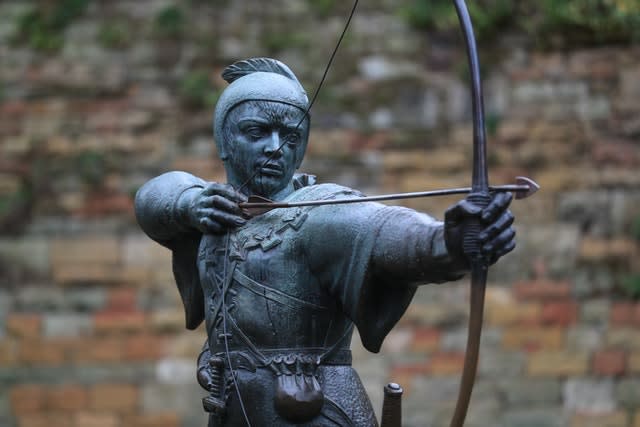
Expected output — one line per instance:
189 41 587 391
449 0 491 426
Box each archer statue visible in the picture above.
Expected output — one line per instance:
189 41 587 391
135 56 520 426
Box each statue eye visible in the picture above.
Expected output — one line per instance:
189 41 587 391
245 126 266 139
284 132 301 146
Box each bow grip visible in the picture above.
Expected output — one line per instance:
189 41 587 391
462 192 492 266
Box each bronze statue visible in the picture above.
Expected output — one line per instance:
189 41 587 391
135 3 543 426
135 56 520 425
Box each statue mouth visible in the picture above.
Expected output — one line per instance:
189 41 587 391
259 162 284 177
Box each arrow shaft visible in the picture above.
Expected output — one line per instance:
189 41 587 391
240 184 529 210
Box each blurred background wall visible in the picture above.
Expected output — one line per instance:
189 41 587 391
0 1 639 426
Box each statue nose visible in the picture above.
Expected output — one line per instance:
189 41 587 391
264 131 283 157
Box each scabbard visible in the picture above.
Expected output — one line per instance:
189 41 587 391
380 382 403 427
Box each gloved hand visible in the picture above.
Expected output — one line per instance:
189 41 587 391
444 192 515 267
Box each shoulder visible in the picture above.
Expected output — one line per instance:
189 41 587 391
289 182 364 202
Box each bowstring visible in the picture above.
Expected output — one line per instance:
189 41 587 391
221 232 252 426
237 0 360 195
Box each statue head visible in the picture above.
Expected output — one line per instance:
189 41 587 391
214 58 310 198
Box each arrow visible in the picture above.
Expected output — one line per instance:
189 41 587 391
240 176 539 216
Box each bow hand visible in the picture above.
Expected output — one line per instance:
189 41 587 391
444 192 515 268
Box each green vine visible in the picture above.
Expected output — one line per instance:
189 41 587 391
12 0 90 52
399 0 640 46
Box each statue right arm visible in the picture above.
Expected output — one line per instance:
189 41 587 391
135 171 249 247
134 171 208 246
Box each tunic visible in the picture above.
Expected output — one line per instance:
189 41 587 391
135 171 466 426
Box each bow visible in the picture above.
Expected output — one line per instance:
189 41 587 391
450 1 492 426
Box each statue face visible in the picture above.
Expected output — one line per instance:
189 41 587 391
222 100 309 198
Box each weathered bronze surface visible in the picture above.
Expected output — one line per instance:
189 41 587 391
134 56 518 426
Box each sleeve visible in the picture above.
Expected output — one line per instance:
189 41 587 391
307 199 467 353
134 171 208 330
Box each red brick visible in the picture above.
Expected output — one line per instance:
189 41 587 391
502 327 565 352
48 384 88 411
410 327 441 353
388 362 429 395
0 339 18 366
528 351 589 377
9 384 47 416
94 311 146 335
18 340 66 365
17 413 73 427
630 352 640 374
125 334 166 361
427 352 465 376
541 301 578 326
592 349 626 376
123 413 180 427
514 280 572 301
72 337 124 363
486 300 541 326
105 288 137 312
73 412 119 427
610 302 640 326
78 192 134 217
89 384 138 413
6 314 41 338
571 411 628 427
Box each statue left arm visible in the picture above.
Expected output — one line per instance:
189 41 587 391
371 191 515 285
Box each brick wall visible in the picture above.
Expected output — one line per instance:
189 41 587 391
1 1 639 426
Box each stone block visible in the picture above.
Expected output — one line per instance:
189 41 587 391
581 299 611 326
486 287 542 326
94 311 147 335
43 314 93 338
17 413 73 427
125 334 166 361
409 327 440 353
65 288 107 312
563 378 615 413
578 238 637 264
72 337 124 363
479 351 525 376
592 349 626 376
606 329 640 350
9 384 46 416
89 383 138 413
50 237 120 266
150 310 185 333
500 407 567 427
570 412 628 427
155 358 196 385
105 288 138 312
615 378 640 409
610 302 640 327
502 327 564 351
5 314 41 339
73 412 118 427
566 326 603 351
18 339 66 365
630 352 640 374
528 351 589 377
141 383 204 415
541 301 578 326
0 238 50 278
49 384 88 412
123 413 180 427
513 280 572 301
427 352 464 376
499 378 561 406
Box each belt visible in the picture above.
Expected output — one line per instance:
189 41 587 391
215 348 352 372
